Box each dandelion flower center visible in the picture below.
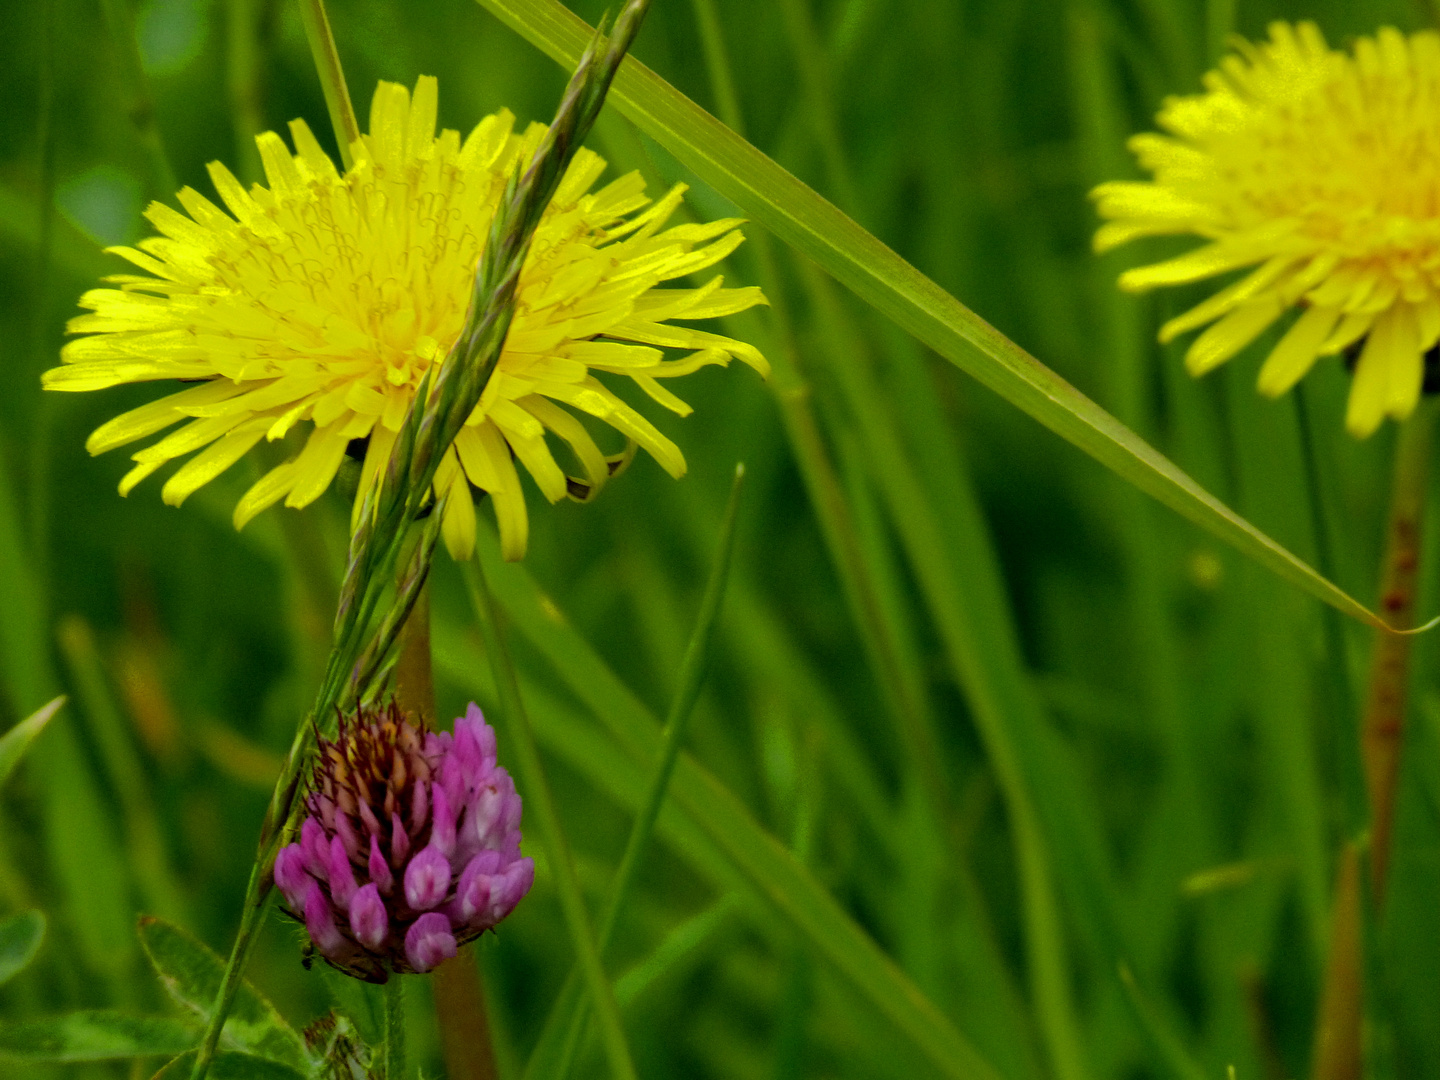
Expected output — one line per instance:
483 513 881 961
1092 22 1440 437
45 77 768 558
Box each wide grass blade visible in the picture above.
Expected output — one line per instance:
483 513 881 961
471 0 1404 633
462 556 639 1080
468 529 1003 1080
529 464 745 1079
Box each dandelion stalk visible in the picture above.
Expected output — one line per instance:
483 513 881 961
1312 841 1365 1080
392 580 502 1080
187 3 656 1077
1358 401 1434 901
1312 401 1435 1080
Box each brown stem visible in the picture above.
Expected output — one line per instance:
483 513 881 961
1310 843 1364 1080
1360 404 1433 902
393 578 498 1079
393 581 434 723
433 946 499 1080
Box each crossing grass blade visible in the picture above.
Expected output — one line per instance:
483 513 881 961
464 527 1004 1080
470 0 1410 634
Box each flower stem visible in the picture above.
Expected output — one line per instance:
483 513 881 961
393 580 435 723
433 946 500 1080
384 974 407 1080
1312 401 1434 1080
297 0 360 169
1311 842 1364 1080
1360 401 1434 902
395 580 500 1080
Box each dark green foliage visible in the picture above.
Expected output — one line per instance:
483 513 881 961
3 0 1440 1078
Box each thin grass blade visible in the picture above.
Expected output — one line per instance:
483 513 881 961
463 556 638 1080
0 696 64 790
471 0 1408 633
533 463 745 1079
470 530 1002 1080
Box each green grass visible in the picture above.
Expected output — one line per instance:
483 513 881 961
2 0 1440 1078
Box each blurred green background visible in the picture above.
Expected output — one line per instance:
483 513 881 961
3 0 1440 1077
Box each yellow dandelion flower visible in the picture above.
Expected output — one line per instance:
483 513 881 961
45 76 768 559
1092 22 1440 438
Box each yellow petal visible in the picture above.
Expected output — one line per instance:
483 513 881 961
1158 255 1299 343
86 380 250 455
161 421 268 506
490 400 567 503
1257 306 1340 397
1184 298 1285 376
1346 307 1422 437
477 423 528 561
234 459 301 529
283 423 351 508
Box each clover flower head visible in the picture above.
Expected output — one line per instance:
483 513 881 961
273 701 532 980
46 77 768 558
1092 22 1440 436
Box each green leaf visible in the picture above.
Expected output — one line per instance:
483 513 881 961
472 0 1400 633
0 909 45 985
151 1049 310 1080
0 695 64 790
469 531 1002 1080
0 1011 197 1061
137 916 312 1072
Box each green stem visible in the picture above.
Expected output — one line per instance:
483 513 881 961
297 0 360 168
188 870 275 1079
462 557 638 1080
98 0 178 198
225 0 267 183
797 258 1089 1080
687 0 951 835
548 465 744 1077
384 975 407 1080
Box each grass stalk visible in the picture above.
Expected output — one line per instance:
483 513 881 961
475 0 1398 633
796 258 1089 1080
191 10 657 1074
225 0 267 183
463 555 638 1080
470 537 1002 1080
297 0 360 169
542 464 744 1078
687 0 951 834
